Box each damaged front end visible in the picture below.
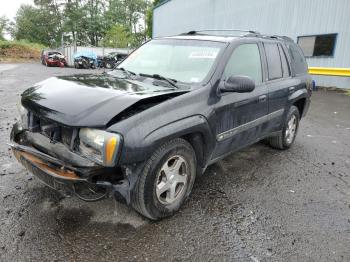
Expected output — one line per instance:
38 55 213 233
10 115 134 204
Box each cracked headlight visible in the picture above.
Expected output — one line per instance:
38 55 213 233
17 103 29 129
79 128 122 167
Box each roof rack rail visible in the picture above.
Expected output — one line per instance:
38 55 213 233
257 34 294 42
186 29 260 36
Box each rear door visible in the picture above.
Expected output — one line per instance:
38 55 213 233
263 41 297 132
212 42 268 159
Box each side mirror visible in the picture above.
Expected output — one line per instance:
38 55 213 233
220 75 255 93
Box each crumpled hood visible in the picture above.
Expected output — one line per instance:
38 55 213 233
21 74 182 127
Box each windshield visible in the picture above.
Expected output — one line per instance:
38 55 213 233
117 39 225 84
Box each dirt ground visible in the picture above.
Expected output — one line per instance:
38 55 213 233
0 63 349 262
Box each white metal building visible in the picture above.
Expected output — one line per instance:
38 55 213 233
153 0 350 89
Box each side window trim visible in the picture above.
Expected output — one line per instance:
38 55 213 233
279 43 294 77
258 41 269 83
277 43 291 78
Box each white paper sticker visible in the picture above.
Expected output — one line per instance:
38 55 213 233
189 51 218 59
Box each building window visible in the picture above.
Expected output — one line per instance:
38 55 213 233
297 34 337 57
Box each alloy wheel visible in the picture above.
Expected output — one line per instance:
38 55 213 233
156 155 188 205
285 115 297 144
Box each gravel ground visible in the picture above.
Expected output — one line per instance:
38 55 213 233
0 63 349 262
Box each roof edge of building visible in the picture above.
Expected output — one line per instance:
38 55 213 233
154 0 171 10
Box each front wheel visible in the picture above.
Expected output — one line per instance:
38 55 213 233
131 138 197 220
105 62 113 69
268 105 300 150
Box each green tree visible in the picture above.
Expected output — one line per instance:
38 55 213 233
103 24 132 48
13 4 61 46
12 0 151 47
105 0 149 43
146 0 160 38
0 16 9 40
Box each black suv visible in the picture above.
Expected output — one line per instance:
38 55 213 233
10 30 311 220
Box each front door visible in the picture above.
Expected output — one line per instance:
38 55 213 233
212 42 268 160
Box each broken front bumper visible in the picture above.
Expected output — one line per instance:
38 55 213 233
11 144 87 190
10 122 133 203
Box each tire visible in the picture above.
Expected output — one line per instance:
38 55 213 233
268 105 300 150
131 138 197 220
105 62 113 69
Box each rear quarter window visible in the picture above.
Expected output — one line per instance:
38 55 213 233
286 43 308 75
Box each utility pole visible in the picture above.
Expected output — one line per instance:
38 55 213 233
61 33 64 51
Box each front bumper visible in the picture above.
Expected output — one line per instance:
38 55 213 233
10 122 133 203
11 144 86 190
46 59 66 66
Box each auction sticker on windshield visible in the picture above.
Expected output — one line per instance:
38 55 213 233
189 50 218 59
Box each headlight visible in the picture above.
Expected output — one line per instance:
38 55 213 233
78 128 122 167
17 102 29 129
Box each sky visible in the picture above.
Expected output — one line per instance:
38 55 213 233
0 0 33 20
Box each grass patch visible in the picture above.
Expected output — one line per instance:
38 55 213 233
0 40 46 62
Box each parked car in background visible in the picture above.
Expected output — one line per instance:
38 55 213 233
73 51 98 69
11 30 311 220
40 50 67 67
98 52 128 69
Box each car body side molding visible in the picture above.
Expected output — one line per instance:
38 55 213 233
216 109 284 142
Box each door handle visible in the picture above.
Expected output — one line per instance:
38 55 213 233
258 95 267 103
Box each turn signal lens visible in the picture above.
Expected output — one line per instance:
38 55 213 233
105 136 117 164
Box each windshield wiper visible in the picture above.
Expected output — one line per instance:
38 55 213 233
139 73 179 89
116 67 136 79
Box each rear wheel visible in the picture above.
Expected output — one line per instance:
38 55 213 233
131 138 197 220
268 105 300 149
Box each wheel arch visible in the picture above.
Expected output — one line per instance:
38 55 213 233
288 88 309 118
120 115 215 168
181 132 207 170
293 98 306 117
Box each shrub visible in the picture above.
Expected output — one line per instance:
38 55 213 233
0 40 46 60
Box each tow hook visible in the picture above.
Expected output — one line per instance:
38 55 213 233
96 180 131 204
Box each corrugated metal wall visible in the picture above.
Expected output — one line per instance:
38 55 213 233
153 0 350 88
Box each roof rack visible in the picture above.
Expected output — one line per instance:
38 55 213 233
185 29 260 36
182 30 294 42
257 34 294 42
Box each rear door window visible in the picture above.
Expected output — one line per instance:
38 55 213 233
264 43 283 80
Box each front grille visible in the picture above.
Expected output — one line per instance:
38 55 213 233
28 111 77 149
